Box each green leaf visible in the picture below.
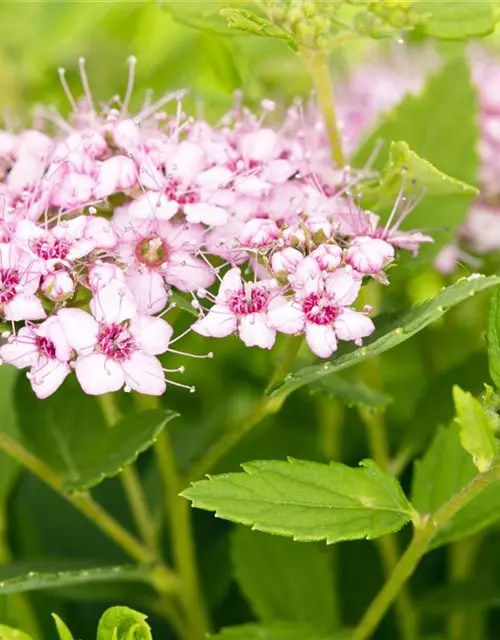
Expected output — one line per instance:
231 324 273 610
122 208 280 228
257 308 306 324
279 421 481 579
97 606 152 640
419 577 500 614
0 625 32 640
268 275 500 400
0 367 20 508
231 527 337 631
309 376 392 409
412 423 500 548
220 8 298 50
0 564 153 595
414 1 495 40
362 140 477 200
453 386 498 472
209 622 344 640
183 458 415 543
354 58 478 254
487 286 500 390
52 615 75 640
12 376 177 493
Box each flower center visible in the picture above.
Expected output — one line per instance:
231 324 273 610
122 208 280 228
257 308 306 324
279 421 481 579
31 236 70 260
164 179 198 205
98 323 136 361
35 335 57 359
0 268 19 303
135 235 169 268
227 285 270 315
302 292 338 326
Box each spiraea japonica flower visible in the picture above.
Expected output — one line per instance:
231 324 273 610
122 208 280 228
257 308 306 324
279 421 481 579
0 55 435 398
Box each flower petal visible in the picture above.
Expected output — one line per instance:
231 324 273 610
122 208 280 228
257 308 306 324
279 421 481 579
30 360 71 399
58 308 99 355
333 308 375 342
192 306 236 338
75 353 125 395
267 297 305 334
90 279 136 324
122 352 166 396
305 322 338 359
129 315 173 355
238 313 276 349
125 268 168 315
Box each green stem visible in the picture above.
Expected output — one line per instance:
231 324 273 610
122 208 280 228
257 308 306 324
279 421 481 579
301 48 346 167
98 393 160 555
154 428 210 640
359 407 418 640
352 459 500 640
0 433 177 592
187 335 303 484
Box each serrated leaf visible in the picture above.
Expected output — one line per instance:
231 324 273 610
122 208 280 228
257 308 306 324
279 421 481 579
414 1 495 40
363 140 477 200
97 606 152 640
412 423 500 548
268 275 500 400
209 622 344 640
12 376 177 493
183 458 414 543
309 376 392 409
52 615 75 640
0 626 32 640
453 386 498 472
220 8 298 51
354 58 478 255
0 564 153 595
231 527 337 631
487 286 500 390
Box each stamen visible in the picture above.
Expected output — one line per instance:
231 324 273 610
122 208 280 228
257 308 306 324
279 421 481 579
58 68 78 112
122 55 137 115
78 57 95 113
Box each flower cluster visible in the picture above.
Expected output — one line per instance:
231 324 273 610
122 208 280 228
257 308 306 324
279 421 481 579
0 57 432 399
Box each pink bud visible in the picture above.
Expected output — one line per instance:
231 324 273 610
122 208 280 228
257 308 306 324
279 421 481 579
306 216 334 240
271 247 304 274
240 219 280 248
310 244 343 271
282 224 307 248
41 270 75 302
346 236 394 274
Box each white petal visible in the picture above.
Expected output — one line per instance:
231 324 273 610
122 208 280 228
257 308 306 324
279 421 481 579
238 314 276 350
166 251 215 292
267 297 305 334
30 361 71 399
0 328 37 368
57 308 99 355
184 203 228 226
75 353 125 395
122 352 166 396
333 309 375 342
126 268 168 315
216 268 242 304
4 295 46 321
90 279 136 324
305 323 337 359
192 306 237 338
129 315 173 355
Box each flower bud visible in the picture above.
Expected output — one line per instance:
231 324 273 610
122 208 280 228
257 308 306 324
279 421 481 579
271 247 303 275
240 219 280 248
346 236 395 274
310 244 343 271
41 270 75 302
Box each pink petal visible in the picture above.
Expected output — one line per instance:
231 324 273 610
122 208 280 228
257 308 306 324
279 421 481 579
37 316 73 361
30 361 71 399
122 352 166 396
75 353 125 395
57 308 99 355
184 203 228 226
240 129 277 162
4 295 46 321
216 268 242 304
129 315 173 355
166 251 216 292
0 327 38 368
305 323 338 359
325 267 362 307
129 193 179 221
192 306 237 338
267 297 305 334
90 279 136 324
238 313 276 350
126 268 168 315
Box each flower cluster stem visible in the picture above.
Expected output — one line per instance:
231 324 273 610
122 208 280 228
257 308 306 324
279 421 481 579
352 459 500 640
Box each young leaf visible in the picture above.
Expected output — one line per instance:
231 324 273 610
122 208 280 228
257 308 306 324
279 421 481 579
354 58 478 253
209 622 345 640
231 527 337 631
453 386 498 472
52 615 75 640
412 423 500 549
309 376 392 409
183 458 415 543
413 1 495 40
12 376 177 493
362 140 477 201
0 626 33 640
0 564 153 595
268 275 500 400
487 286 500 390
97 606 152 640
220 8 298 50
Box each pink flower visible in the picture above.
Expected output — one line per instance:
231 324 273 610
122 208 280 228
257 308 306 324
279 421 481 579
0 243 45 321
58 280 172 395
192 267 278 349
0 316 72 398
